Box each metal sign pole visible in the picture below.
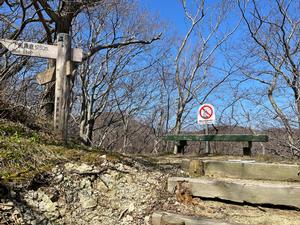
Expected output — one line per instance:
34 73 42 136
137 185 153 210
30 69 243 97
198 103 215 154
205 123 211 154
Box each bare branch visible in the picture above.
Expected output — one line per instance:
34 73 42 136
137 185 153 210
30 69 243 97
37 0 59 22
83 33 162 60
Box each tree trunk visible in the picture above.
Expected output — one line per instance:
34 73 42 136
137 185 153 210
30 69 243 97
79 97 95 146
80 118 94 146
122 119 129 151
173 107 183 154
268 88 297 155
86 119 94 146
294 89 300 131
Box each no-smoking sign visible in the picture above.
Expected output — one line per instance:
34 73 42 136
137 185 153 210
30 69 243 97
198 104 215 124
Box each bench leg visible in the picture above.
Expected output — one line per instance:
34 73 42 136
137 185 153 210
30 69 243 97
243 141 252 156
175 140 187 155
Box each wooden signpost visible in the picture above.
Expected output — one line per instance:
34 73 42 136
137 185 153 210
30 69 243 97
0 34 83 143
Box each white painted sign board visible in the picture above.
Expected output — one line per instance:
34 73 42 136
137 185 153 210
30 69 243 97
198 103 215 125
0 39 83 62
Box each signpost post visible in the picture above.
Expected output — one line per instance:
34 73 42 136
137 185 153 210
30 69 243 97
54 33 72 142
0 35 83 143
198 104 216 154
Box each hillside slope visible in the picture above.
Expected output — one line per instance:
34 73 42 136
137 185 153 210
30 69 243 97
0 120 299 225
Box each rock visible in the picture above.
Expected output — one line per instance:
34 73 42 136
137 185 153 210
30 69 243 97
127 202 135 213
100 155 107 159
52 165 60 174
117 163 124 171
144 216 151 225
1 160 174 225
54 174 64 183
80 178 92 189
78 191 98 209
125 215 133 222
76 164 94 173
37 191 60 220
49 189 60 202
5 201 13 206
10 190 17 198
64 163 94 173
0 202 14 211
30 219 37 225
64 163 76 171
90 217 102 225
95 179 109 191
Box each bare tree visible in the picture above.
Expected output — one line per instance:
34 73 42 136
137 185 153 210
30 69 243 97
73 1 161 146
238 0 300 156
0 1 53 117
1 0 161 143
172 0 239 154
22 0 160 118
0 0 41 84
147 56 176 154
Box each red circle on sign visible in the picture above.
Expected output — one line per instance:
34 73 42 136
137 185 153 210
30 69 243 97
199 105 213 119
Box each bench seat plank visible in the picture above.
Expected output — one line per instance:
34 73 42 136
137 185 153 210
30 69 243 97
162 134 268 142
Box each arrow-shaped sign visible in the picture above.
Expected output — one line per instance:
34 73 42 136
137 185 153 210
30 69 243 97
0 39 83 62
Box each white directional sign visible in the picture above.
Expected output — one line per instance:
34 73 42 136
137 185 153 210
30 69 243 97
198 103 215 125
0 39 83 62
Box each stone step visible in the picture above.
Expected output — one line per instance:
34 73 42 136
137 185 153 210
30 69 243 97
168 177 300 208
203 160 300 181
152 211 243 225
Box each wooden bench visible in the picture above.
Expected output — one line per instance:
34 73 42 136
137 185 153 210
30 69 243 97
162 134 269 156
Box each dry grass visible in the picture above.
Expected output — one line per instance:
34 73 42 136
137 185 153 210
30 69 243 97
0 119 109 184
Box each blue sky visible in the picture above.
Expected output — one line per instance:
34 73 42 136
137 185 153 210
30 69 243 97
142 0 187 32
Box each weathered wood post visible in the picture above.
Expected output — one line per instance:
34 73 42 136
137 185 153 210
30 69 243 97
54 33 72 143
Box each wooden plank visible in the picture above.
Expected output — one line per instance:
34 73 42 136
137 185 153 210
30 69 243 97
152 211 244 225
71 48 83 63
204 160 300 181
162 134 268 142
36 67 55 85
0 39 82 62
168 177 300 208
